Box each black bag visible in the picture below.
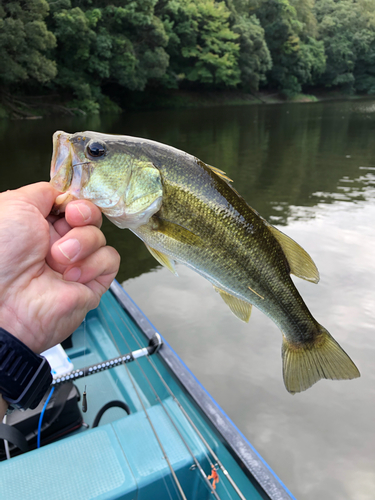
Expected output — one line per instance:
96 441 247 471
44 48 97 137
0 382 82 460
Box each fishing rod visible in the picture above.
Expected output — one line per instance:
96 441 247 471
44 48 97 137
104 293 247 500
97 313 188 500
147 356 247 500
51 334 162 387
51 302 227 498
99 302 224 500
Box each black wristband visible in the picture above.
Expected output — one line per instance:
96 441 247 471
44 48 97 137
0 328 52 410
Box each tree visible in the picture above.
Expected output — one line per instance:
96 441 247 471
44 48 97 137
47 0 170 112
314 0 375 92
0 0 56 87
231 12 272 91
290 0 318 37
351 0 375 94
162 0 241 87
255 0 325 96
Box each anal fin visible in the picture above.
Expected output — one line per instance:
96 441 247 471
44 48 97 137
214 286 252 323
146 245 178 276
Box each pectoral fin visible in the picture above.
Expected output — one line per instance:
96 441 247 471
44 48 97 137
154 217 203 247
146 245 178 275
214 286 252 323
268 225 320 283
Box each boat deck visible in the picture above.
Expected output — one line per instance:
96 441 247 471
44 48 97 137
0 284 294 500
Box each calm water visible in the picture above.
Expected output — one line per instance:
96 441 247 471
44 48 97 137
1 100 375 499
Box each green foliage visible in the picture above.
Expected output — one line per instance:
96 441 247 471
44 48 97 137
47 0 170 111
255 0 325 96
0 0 56 86
354 0 375 93
232 13 272 90
314 0 375 92
290 0 318 37
3 0 375 111
162 0 241 87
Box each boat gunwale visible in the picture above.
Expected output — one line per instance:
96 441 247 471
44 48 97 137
109 279 296 500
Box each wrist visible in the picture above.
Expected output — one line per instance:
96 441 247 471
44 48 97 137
0 312 41 354
0 328 52 411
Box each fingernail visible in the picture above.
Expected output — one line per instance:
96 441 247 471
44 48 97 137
58 238 80 261
74 203 91 222
64 267 81 282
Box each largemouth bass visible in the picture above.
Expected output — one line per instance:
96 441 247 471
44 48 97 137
50 130 360 394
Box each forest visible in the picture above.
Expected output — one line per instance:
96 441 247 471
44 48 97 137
1 0 375 115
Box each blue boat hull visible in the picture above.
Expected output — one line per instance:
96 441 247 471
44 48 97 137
0 281 295 500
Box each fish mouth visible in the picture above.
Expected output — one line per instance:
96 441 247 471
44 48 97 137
50 131 90 212
50 131 73 191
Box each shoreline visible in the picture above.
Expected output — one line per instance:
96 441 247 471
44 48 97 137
1 89 374 120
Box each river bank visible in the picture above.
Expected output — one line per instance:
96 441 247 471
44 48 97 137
1 88 372 120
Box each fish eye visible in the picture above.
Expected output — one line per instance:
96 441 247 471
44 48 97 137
86 140 106 158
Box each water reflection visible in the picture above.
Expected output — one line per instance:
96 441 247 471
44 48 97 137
123 195 375 500
1 99 375 500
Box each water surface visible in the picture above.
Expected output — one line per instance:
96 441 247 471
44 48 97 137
1 100 375 499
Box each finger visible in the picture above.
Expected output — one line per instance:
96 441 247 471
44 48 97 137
63 246 120 288
50 200 102 238
48 218 74 269
46 213 61 224
52 217 72 238
65 200 103 229
48 220 70 267
50 225 107 267
11 182 60 218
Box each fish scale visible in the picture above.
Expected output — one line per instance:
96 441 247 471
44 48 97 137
50 130 360 394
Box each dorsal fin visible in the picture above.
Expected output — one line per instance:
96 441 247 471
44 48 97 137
268 225 319 283
203 162 233 183
213 286 252 323
145 245 178 275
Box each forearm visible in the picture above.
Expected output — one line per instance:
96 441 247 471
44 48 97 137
0 395 8 421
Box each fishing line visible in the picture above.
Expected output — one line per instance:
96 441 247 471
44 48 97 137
82 317 87 413
72 161 91 168
100 298 224 492
100 303 222 499
37 386 55 449
99 300 224 500
97 307 187 500
104 293 247 500
146 357 243 500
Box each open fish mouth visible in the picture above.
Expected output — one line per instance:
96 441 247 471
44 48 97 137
50 131 89 212
50 131 72 189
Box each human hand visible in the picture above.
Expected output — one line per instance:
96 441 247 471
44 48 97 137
0 182 120 354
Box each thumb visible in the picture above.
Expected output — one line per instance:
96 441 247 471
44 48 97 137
12 182 60 218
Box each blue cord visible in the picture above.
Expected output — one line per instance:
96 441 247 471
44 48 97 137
37 386 55 449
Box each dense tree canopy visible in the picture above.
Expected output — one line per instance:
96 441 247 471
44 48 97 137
0 0 56 86
163 0 241 87
254 0 325 96
46 0 170 111
1 0 375 113
314 0 375 93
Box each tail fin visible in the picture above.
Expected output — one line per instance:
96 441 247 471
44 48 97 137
282 326 360 394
